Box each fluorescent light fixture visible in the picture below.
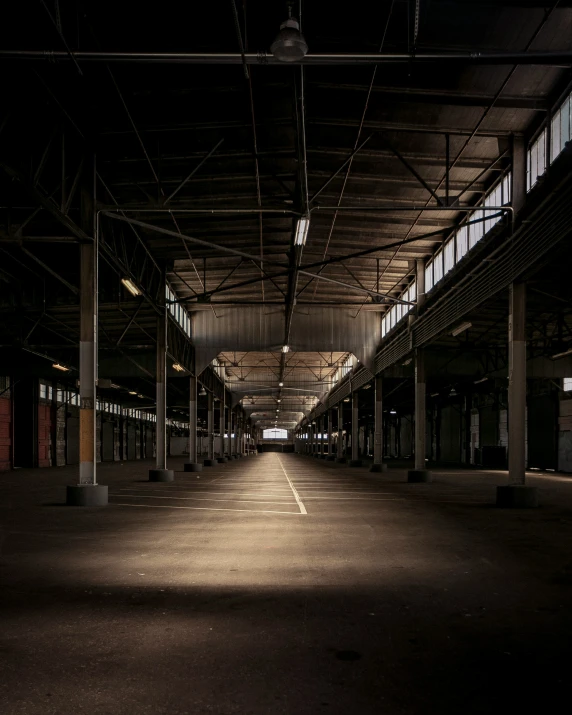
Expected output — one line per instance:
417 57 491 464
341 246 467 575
137 394 145 399
121 277 141 296
172 363 184 372
294 216 310 246
129 391 137 395
279 382 284 387
402 358 412 366
111 383 121 389
343 398 350 402
282 345 290 353
451 321 472 337
431 392 439 397
390 409 397 414
277 399 281 403
551 347 572 360
52 363 70 372
474 377 488 384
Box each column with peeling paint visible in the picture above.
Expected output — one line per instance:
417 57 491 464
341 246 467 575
149 295 174 482
407 349 431 483
67 154 108 506
370 375 387 473
349 391 362 467
184 375 201 472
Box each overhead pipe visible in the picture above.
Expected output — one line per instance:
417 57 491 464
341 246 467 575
1 50 571 66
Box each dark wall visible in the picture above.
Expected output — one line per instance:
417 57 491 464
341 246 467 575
528 393 557 469
480 405 498 447
440 404 461 463
13 377 37 468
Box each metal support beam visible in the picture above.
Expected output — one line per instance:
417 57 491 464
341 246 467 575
66 154 108 506
219 389 226 457
350 391 361 466
408 348 431 482
207 391 214 460
508 283 527 484
189 374 198 463
370 375 386 472
79 196 96 485
337 404 344 460
327 409 332 458
497 282 537 506
4 50 571 65
225 397 231 457
147 270 175 481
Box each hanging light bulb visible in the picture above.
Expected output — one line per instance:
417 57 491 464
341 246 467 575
270 5 308 62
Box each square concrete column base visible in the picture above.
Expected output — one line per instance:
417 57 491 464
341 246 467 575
149 469 175 482
66 484 108 506
216 457 227 463
184 462 203 472
407 469 432 483
496 485 538 508
336 457 346 463
203 459 216 467
349 459 362 467
369 463 388 473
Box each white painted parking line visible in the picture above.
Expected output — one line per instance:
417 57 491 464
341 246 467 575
111 502 303 515
277 457 307 515
302 497 405 501
118 488 295 498
110 493 297 505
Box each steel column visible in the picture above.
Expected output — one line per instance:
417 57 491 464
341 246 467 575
496 283 537 506
188 375 198 462
337 404 344 460
407 349 432 481
370 375 386 472
207 392 214 460
156 309 167 469
350 391 361 466
508 283 527 484
219 392 225 457
327 409 333 458
66 154 109 505
148 294 174 481
78 243 96 484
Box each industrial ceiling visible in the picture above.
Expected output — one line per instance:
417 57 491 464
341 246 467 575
1 0 572 430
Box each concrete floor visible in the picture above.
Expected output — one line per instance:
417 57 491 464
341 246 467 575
1 453 572 714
